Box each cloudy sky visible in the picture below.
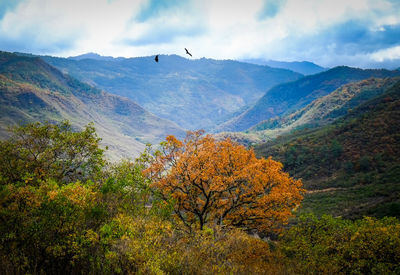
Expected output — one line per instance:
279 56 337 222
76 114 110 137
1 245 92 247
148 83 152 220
1 0 400 68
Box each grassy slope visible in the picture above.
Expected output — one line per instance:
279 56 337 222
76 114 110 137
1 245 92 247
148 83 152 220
219 66 400 132
0 51 185 160
254 80 400 219
39 54 303 130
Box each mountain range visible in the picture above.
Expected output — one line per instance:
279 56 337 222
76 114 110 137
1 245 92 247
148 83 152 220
36 54 303 130
0 51 185 160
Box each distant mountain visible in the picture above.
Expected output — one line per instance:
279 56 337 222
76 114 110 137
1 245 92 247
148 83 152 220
250 77 400 137
0 51 185 160
218 66 400 132
68 52 122 61
254 79 400 219
241 59 327 75
38 54 303 130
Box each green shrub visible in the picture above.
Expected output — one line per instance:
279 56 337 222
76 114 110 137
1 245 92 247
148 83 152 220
281 214 400 274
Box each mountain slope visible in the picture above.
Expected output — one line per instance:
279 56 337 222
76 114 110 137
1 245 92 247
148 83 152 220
39 54 303 130
219 66 400 132
0 51 185 160
249 77 400 138
254 79 400 218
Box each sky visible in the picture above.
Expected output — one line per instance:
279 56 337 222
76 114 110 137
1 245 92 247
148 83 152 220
0 0 400 68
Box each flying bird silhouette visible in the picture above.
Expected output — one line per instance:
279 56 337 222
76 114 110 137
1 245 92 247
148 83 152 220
185 48 192 57
154 55 159 62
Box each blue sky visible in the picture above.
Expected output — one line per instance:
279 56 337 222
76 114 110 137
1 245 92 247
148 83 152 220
0 0 399 68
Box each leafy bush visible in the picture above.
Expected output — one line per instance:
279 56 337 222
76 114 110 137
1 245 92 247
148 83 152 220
281 214 400 274
0 121 105 185
0 180 104 274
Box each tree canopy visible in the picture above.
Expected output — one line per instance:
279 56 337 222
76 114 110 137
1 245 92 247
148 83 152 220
146 130 304 233
0 121 105 185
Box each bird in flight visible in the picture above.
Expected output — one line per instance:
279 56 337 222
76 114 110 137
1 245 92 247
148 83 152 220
185 48 192 57
154 55 159 62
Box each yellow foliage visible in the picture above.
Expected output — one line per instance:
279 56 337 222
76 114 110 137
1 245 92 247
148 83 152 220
146 131 304 233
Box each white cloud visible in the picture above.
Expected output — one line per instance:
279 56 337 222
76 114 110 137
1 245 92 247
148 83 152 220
0 0 146 55
0 0 399 67
370 45 400 61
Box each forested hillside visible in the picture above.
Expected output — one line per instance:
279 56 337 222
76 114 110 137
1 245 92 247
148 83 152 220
255 79 400 218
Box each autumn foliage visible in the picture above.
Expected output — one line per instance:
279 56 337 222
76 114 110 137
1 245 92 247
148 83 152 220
1 122 399 274
146 130 304 232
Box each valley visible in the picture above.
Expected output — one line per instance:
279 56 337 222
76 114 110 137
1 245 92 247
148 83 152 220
0 51 185 160
39 54 303 130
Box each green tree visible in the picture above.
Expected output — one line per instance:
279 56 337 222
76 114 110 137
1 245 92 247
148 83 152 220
359 155 371 171
330 139 343 158
101 158 154 217
0 121 105 185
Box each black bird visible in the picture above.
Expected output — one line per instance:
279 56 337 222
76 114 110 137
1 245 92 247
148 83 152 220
155 55 159 62
185 48 192 57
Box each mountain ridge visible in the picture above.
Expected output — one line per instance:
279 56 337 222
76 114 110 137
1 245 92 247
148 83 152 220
249 77 400 137
241 58 327 75
218 66 400 132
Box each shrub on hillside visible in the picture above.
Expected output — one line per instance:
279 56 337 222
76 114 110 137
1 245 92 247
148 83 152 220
281 214 400 274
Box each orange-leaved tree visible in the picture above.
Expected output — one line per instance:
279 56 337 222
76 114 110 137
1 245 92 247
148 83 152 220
145 130 304 233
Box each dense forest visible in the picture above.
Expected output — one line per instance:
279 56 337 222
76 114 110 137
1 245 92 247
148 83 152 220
0 122 399 274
